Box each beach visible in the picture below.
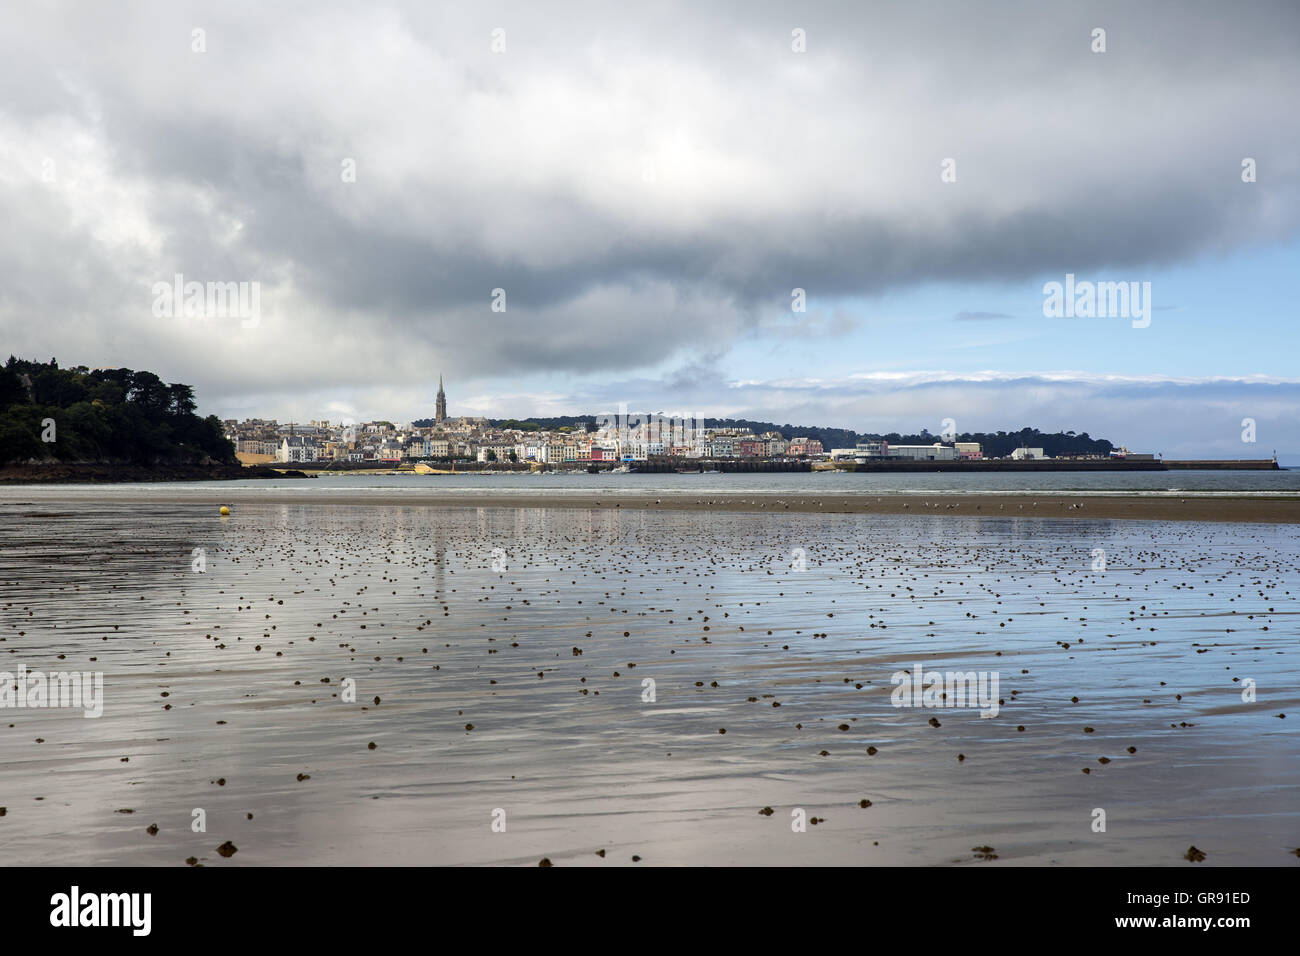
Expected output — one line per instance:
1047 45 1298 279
20 489 1293 524
1 492 1296 866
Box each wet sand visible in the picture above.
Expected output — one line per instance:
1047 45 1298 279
1 502 1296 866
10 489 1300 523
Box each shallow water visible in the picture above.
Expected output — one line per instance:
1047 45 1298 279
1 501 1296 865
5 467 1300 501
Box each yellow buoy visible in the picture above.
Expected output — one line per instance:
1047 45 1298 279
219 506 230 516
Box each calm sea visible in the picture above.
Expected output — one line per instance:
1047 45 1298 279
3 468 1297 502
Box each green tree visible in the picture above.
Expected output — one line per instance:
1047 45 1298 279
0 358 236 466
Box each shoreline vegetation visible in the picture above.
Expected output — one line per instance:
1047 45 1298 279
0 357 238 471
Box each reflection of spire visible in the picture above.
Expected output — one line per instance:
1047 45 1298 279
433 514 446 595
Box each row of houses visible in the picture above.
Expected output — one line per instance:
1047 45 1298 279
226 424 827 465
275 433 470 463
272 433 828 464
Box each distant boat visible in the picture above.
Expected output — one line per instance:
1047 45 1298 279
610 464 631 474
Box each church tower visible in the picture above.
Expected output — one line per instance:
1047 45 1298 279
435 374 447 424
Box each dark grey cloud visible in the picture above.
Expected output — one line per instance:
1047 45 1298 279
0 0 1296 395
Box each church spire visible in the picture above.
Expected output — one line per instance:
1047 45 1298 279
435 373 447 424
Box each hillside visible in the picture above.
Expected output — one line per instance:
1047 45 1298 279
419 414 1115 457
0 357 236 467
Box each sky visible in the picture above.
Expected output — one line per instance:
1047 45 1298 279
1 0 1297 460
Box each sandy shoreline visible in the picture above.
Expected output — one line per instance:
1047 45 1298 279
3 498 1296 865
11 490 1299 523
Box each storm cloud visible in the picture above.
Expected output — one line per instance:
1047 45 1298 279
0 1 1296 435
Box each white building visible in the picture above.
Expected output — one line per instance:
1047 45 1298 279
889 443 957 461
278 436 319 463
1010 447 1047 460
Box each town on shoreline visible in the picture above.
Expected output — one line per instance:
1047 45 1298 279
224 382 1276 473
1 360 1278 479
227 379 1201 471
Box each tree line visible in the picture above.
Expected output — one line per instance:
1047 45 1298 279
0 357 236 466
